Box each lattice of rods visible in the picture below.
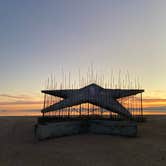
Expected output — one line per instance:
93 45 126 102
42 92 143 121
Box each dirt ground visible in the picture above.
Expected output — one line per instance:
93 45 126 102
0 115 166 166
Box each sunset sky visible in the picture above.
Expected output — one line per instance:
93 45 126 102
0 0 166 115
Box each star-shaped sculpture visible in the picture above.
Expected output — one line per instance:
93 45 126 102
41 83 144 118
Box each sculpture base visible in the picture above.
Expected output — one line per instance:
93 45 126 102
35 120 137 140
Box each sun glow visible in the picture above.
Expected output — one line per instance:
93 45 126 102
0 93 166 116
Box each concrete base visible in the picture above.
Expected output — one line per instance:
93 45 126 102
35 120 137 140
90 120 137 137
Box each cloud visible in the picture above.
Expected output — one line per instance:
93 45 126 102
0 110 7 113
0 109 41 116
144 106 166 111
0 100 42 105
144 90 166 99
143 99 166 102
0 93 43 108
15 109 40 112
0 94 33 100
0 109 40 112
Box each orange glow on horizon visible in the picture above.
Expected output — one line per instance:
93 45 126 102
143 111 166 115
142 99 166 108
0 96 166 116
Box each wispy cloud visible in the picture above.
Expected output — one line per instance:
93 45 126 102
0 94 34 100
143 99 166 102
0 109 40 116
144 90 166 99
0 110 7 113
0 93 43 112
0 94 166 115
144 106 166 111
0 100 42 105
142 98 166 108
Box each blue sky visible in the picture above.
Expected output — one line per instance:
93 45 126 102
0 0 166 114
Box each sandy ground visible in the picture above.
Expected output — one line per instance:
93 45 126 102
0 116 166 166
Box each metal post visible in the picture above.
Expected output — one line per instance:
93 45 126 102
88 103 90 116
79 104 81 117
141 93 143 120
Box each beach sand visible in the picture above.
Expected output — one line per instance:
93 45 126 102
0 116 165 166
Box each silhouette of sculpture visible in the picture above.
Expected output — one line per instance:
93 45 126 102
42 83 144 118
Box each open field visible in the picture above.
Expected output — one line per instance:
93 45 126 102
0 115 166 166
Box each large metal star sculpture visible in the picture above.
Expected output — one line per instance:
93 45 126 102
41 83 144 118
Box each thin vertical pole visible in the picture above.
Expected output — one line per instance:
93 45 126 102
43 93 46 117
141 93 143 120
79 104 81 117
88 103 89 116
